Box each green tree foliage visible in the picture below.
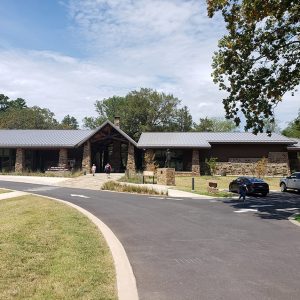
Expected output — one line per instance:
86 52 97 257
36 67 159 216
0 94 27 112
282 110 300 138
0 106 60 129
194 116 237 132
84 88 192 140
207 0 300 133
61 114 79 129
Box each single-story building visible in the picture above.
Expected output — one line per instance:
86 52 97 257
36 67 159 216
0 117 298 176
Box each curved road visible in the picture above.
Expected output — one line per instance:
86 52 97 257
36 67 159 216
1 180 300 300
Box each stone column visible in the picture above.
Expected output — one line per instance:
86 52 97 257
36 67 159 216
144 149 155 171
58 148 68 168
126 143 136 176
15 148 25 173
192 149 200 175
82 141 91 173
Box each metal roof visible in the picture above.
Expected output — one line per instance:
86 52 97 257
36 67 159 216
0 120 138 148
287 138 300 150
137 132 296 148
0 129 92 148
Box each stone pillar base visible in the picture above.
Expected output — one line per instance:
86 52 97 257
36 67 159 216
157 168 175 186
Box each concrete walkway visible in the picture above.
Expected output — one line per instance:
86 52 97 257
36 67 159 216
0 174 212 198
0 190 28 200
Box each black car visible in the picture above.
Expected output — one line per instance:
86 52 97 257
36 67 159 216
229 177 269 197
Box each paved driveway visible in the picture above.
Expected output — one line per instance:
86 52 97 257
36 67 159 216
0 181 300 300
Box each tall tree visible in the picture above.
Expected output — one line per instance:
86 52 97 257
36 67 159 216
282 110 300 138
0 106 59 129
194 116 237 132
83 88 186 140
207 0 300 133
174 106 193 131
0 94 27 112
61 115 79 129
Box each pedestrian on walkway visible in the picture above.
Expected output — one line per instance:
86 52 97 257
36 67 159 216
104 163 112 178
91 164 96 176
239 183 247 201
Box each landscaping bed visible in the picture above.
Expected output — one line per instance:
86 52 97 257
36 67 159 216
0 195 117 299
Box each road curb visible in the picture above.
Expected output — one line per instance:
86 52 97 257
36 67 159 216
288 214 300 227
38 194 139 300
8 191 139 300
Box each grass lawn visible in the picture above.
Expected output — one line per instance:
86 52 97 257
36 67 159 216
0 188 11 194
0 195 117 300
295 215 300 223
175 176 281 196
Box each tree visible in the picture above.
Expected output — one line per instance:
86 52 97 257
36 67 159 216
174 106 193 131
83 88 188 140
207 0 300 134
193 116 237 132
0 106 59 129
61 115 79 129
0 94 27 112
282 110 300 138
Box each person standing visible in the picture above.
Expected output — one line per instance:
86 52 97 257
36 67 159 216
104 163 112 178
239 183 247 201
91 164 96 176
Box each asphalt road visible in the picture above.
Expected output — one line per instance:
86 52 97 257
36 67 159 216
1 180 300 300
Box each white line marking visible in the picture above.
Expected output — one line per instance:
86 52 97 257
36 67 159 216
166 198 183 201
70 194 90 198
234 209 258 213
250 205 273 208
148 197 164 199
276 208 299 212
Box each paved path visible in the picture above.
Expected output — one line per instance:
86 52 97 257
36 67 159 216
1 180 300 300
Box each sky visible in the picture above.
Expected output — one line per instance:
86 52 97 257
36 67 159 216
0 0 298 129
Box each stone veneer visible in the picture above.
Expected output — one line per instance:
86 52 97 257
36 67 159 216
192 149 200 175
58 148 68 167
215 162 290 176
15 148 25 173
144 149 156 171
126 143 136 176
82 141 91 173
156 168 175 185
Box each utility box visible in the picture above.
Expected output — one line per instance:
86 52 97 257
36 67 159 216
157 168 175 186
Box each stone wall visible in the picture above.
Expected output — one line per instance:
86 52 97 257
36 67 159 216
82 141 91 173
157 168 175 185
215 162 290 176
144 149 156 171
15 148 25 173
191 149 200 175
126 143 136 176
58 148 68 167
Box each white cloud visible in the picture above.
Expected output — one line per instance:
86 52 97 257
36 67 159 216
0 0 298 129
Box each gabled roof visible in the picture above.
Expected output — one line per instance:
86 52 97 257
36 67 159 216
137 132 296 148
77 120 137 147
0 120 137 148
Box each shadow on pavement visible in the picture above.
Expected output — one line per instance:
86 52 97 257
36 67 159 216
222 191 300 220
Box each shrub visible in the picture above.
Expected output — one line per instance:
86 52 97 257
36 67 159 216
205 157 218 176
102 181 166 195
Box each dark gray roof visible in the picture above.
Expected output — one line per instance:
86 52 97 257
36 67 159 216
0 120 137 148
287 138 300 150
137 132 296 148
0 129 93 148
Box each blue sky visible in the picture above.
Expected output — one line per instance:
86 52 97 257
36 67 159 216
0 0 298 128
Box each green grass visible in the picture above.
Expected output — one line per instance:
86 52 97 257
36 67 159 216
0 188 11 194
174 175 280 197
295 215 300 223
0 170 83 178
102 180 165 195
0 195 117 300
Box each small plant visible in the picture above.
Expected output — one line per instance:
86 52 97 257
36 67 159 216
255 157 268 178
205 157 218 176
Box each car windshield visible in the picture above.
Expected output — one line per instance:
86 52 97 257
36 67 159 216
246 177 265 183
291 173 300 179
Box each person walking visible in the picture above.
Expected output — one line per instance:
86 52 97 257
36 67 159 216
239 183 247 201
104 163 112 178
91 164 96 176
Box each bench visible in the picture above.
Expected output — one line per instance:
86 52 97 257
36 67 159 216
143 171 155 184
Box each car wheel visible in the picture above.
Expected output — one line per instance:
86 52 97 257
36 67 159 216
280 183 287 192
